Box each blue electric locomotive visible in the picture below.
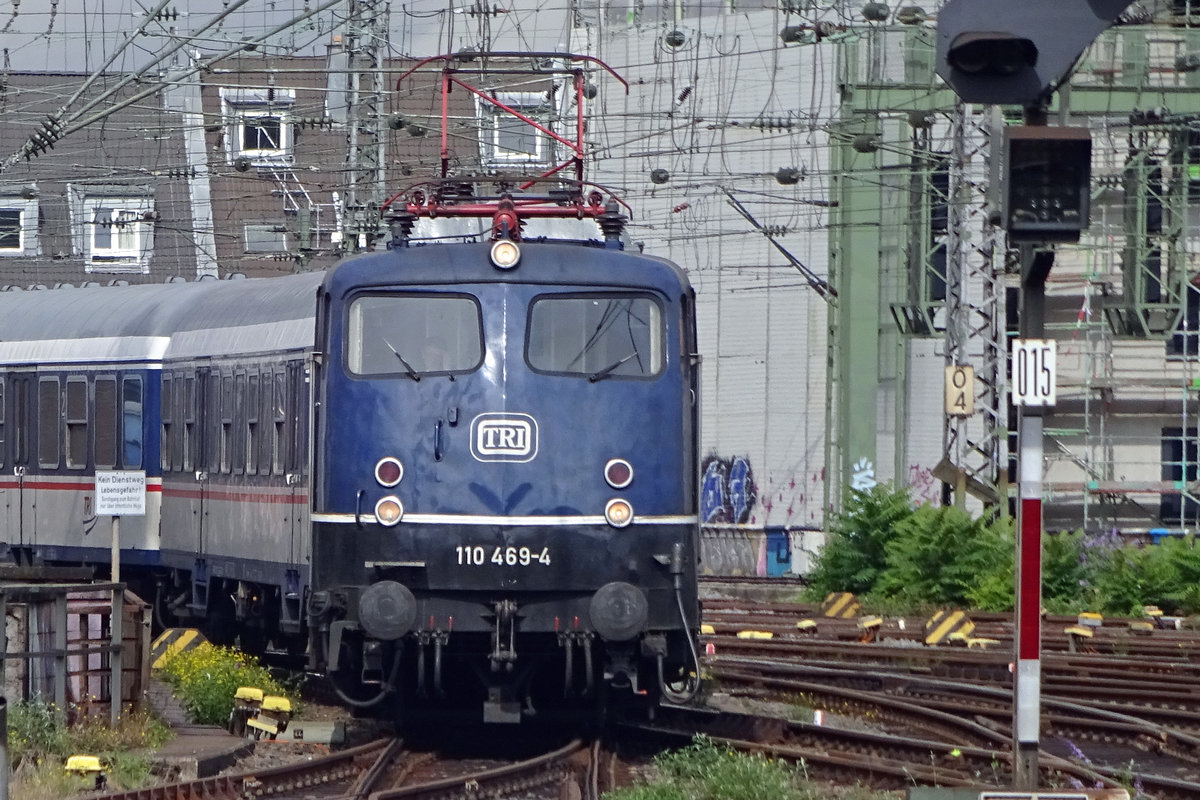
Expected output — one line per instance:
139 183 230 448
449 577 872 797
0 52 702 724
310 230 701 722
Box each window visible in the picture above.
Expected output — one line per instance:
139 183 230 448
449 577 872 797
527 294 664 379
0 380 5 468
67 185 155 274
65 377 88 469
258 370 273 474
287 361 308 475
247 373 260 475
0 209 21 250
161 374 173 471
273 371 287 475
123 376 143 468
38 377 59 468
13 376 29 466
206 374 221 473
346 295 483 377
1169 284 1200 359
0 191 40 256
220 375 233 474
182 374 195 472
478 91 551 167
95 377 117 468
233 373 246 475
1162 427 1199 525
221 87 296 167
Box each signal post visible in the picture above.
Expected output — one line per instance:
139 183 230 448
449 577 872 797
936 0 1131 788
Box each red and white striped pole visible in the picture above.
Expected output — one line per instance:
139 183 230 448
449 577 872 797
1015 411 1042 788
1013 247 1053 789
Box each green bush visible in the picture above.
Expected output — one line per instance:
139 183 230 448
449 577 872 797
158 642 288 725
804 483 915 599
804 489 1200 616
876 504 1013 608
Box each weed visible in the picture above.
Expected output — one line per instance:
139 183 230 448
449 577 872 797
158 642 289 725
6 700 174 796
602 735 891 800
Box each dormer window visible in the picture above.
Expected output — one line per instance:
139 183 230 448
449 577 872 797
0 187 40 256
67 184 155 273
478 91 551 167
221 87 296 167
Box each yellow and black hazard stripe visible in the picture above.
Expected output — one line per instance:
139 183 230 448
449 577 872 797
151 628 207 669
924 609 973 646
819 592 860 618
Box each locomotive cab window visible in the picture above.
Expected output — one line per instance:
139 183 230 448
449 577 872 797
346 294 483 377
527 294 664 380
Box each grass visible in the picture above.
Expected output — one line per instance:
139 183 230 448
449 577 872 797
6 700 173 798
602 735 894 800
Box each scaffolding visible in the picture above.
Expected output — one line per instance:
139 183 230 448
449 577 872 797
835 10 1200 531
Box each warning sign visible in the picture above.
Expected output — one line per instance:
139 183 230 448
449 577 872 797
95 470 146 516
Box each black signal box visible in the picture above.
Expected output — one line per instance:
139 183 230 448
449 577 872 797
1003 126 1092 243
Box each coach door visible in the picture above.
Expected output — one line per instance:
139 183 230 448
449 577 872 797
190 367 213 557
6 371 34 549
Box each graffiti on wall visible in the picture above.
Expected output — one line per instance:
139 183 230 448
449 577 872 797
907 464 940 503
701 455 758 524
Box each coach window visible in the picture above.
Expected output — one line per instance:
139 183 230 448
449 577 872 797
246 373 260 475
38 377 60 468
0 380 5 468
286 362 307 475
205 375 220 473
219 375 233 474
233 373 247 475
258 369 273 474
161 374 173 471
65 376 88 469
273 371 287 475
345 295 483 377
95 377 117 468
182 374 196 472
526 294 664 380
122 376 143 468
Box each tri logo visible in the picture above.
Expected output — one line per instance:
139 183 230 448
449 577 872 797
470 413 538 462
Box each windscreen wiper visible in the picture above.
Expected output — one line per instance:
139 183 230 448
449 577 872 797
382 338 421 381
588 352 637 383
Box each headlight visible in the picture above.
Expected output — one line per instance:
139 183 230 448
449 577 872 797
604 458 633 489
605 498 633 528
375 496 404 526
375 457 404 487
490 239 521 269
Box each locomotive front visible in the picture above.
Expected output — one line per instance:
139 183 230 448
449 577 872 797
307 237 700 723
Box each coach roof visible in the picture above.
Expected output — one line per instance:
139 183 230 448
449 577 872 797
0 273 323 342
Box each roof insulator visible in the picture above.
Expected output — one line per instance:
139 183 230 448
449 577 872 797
862 2 889 21
775 167 803 185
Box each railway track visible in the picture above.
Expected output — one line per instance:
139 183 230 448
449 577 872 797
84 736 624 800
706 657 1200 798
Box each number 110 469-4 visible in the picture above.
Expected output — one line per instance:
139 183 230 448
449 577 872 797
455 545 552 566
